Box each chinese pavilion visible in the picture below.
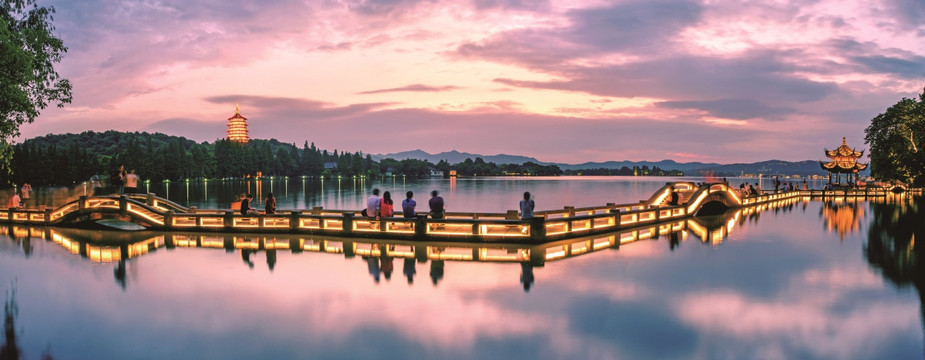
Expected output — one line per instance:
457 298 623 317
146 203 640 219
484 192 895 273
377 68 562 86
820 137 867 185
226 104 249 143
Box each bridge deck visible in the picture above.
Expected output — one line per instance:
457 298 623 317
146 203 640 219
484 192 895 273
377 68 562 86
0 184 918 244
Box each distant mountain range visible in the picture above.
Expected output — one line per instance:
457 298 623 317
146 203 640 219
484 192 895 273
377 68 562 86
373 149 845 176
372 150 544 166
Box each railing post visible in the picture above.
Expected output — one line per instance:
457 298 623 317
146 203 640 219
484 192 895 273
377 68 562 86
529 217 546 242
290 211 299 231
223 210 233 230
164 211 173 230
342 212 354 234
528 245 545 266
119 195 127 213
343 240 355 258
414 244 428 262
414 214 428 240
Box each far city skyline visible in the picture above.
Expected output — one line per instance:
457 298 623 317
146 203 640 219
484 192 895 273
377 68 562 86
22 0 925 164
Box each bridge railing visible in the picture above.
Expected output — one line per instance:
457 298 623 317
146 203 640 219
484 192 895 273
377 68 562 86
1 186 919 243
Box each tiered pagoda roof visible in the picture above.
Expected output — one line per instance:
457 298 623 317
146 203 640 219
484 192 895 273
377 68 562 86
820 137 867 173
227 104 249 143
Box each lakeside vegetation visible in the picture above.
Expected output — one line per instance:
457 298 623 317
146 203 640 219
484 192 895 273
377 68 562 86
1 131 581 186
865 87 925 187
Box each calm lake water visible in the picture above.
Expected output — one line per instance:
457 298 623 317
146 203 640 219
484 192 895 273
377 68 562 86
1 177 922 359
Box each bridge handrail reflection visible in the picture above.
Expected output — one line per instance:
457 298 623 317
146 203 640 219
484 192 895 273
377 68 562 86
0 183 919 243
0 195 814 267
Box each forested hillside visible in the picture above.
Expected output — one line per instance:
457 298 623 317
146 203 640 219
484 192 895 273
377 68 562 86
2 131 565 186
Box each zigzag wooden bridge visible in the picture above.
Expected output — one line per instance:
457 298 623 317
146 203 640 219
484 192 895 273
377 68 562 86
0 182 919 243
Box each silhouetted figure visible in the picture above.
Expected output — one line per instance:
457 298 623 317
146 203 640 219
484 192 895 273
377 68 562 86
241 249 255 269
265 192 276 214
1 290 22 360
430 260 445 286
667 185 679 206
520 262 534 292
114 260 127 290
403 258 416 284
240 194 259 215
366 256 381 283
267 249 277 272
668 231 681 251
381 256 393 281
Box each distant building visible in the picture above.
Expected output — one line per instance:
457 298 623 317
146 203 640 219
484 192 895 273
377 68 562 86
227 103 249 143
820 137 867 184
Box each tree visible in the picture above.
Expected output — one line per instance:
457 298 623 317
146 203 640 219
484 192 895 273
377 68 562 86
1 0 71 173
865 88 925 186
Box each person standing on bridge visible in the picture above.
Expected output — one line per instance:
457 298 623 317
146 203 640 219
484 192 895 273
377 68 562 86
520 191 535 219
667 186 680 206
124 170 140 193
20 183 31 208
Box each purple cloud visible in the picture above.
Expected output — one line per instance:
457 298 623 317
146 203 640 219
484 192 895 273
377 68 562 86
358 84 461 94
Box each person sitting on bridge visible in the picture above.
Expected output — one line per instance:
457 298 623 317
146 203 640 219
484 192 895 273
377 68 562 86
520 191 535 219
402 191 416 218
265 192 276 214
667 186 679 206
380 191 394 217
240 194 260 215
7 191 21 209
429 190 445 219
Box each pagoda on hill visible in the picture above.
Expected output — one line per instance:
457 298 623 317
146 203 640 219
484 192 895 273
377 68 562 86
226 104 249 143
820 137 867 185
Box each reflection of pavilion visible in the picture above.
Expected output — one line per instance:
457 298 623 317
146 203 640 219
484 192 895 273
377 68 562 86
821 200 865 241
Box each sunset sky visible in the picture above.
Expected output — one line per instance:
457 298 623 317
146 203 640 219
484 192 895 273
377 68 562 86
23 0 925 164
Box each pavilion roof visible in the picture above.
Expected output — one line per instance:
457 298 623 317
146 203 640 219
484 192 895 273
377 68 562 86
824 137 863 158
820 160 868 173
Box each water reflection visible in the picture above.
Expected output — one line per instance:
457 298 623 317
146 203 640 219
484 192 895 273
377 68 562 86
865 193 925 354
1 193 924 358
1 286 23 360
822 200 866 241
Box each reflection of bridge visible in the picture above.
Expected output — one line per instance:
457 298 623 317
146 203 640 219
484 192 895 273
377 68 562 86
1 194 804 266
0 183 919 243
